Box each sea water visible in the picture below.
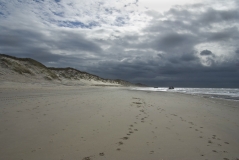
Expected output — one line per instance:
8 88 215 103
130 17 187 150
131 87 239 101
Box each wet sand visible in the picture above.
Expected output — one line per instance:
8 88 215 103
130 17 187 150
0 84 239 160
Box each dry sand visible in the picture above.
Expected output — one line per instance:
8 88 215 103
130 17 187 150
0 83 239 160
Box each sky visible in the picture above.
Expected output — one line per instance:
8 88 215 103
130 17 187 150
0 0 239 87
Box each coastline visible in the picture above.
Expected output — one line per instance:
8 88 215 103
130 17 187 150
1 84 239 160
130 87 239 101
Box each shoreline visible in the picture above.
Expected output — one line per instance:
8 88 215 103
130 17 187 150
1 84 239 160
129 87 239 102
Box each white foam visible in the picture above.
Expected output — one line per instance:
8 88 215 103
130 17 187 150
131 87 239 100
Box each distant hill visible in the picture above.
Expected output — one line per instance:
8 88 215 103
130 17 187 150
0 54 144 86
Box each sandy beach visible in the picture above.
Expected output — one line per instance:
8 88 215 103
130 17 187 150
0 83 239 160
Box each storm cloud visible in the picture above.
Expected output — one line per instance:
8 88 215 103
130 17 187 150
200 50 213 56
0 0 239 87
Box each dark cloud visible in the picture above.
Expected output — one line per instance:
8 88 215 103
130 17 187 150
160 33 190 46
0 25 104 73
133 61 239 87
235 49 239 54
51 31 103 53
86 54 239 87
199 8 239 24
0 26 102 56
0 27 44 47
200 50 213 56
205 27 239 42
149 32 197 54
180 53 198 62
167 7 192 18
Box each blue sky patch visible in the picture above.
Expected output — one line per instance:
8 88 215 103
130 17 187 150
33 0 44 3
52 11 64 17
115 17 128 26
58 21 100 29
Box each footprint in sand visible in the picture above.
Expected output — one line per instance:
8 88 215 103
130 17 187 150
118 141 124 145
133 102 142 105
99 152 104 156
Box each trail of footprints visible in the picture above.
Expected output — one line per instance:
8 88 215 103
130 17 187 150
114 97 237 160
115 97 153 154
83 98 154 160
165 111 234 159
180 117 233 159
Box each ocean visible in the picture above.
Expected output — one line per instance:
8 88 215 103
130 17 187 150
130 87 239 101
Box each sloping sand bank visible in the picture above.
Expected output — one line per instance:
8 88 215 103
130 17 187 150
0 84 239 160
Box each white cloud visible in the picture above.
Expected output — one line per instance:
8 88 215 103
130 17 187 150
139 0 205 12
